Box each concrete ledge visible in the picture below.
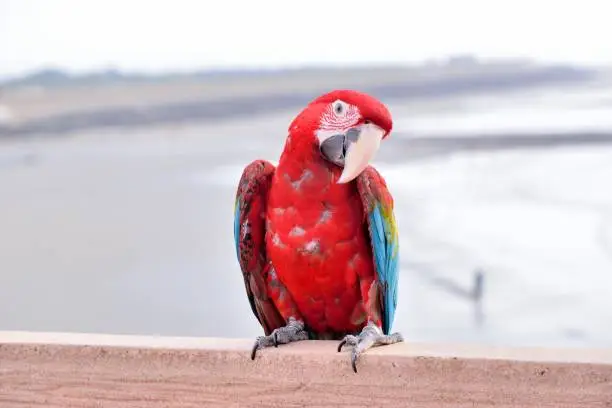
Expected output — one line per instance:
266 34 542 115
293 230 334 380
1 331 611 407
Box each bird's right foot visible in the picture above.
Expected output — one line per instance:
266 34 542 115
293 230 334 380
251 317 309 360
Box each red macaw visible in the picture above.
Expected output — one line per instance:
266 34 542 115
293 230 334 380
234 89 401 372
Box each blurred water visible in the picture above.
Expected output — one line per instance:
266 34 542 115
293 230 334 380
1 90 612 348
393 83 612 137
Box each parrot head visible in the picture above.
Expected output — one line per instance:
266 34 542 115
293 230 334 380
288 89 393 184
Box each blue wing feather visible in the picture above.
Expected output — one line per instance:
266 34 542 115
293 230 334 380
358 168 400 335
233 201 241 258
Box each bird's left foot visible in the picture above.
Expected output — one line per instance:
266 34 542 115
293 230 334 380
337 322 404 373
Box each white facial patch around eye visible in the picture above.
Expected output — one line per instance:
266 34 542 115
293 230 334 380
316 101 361 143
332 100 348 116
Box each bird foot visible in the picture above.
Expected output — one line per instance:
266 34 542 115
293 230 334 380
251 317 309 360
337 322 404 373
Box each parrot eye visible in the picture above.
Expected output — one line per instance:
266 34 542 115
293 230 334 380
332 100 348 116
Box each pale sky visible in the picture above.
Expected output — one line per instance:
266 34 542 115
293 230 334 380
1 0 611 79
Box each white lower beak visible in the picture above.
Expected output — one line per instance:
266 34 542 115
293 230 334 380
337 123 384 184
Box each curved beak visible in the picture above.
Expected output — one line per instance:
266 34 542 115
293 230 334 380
337 123 384 183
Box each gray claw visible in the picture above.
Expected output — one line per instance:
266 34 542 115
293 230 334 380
250 340 259 360
250 317 308 360
351 351 358 373
337 323 404 373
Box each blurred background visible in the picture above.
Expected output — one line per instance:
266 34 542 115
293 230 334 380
1 0 611 348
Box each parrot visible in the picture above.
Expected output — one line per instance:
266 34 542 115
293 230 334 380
233 89 402 372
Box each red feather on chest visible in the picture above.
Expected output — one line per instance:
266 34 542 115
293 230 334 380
264 143 376 333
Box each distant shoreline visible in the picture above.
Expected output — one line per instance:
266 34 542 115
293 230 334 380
379 131 612 161
0 63 598 137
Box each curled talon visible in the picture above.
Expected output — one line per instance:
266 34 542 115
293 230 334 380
351 351 358 373
337 339 347 352
250 340 259 360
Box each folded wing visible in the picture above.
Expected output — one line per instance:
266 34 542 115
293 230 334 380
233 160 284 335
356 166 400 335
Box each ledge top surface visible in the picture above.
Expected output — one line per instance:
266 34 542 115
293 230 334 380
2 330 612 365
